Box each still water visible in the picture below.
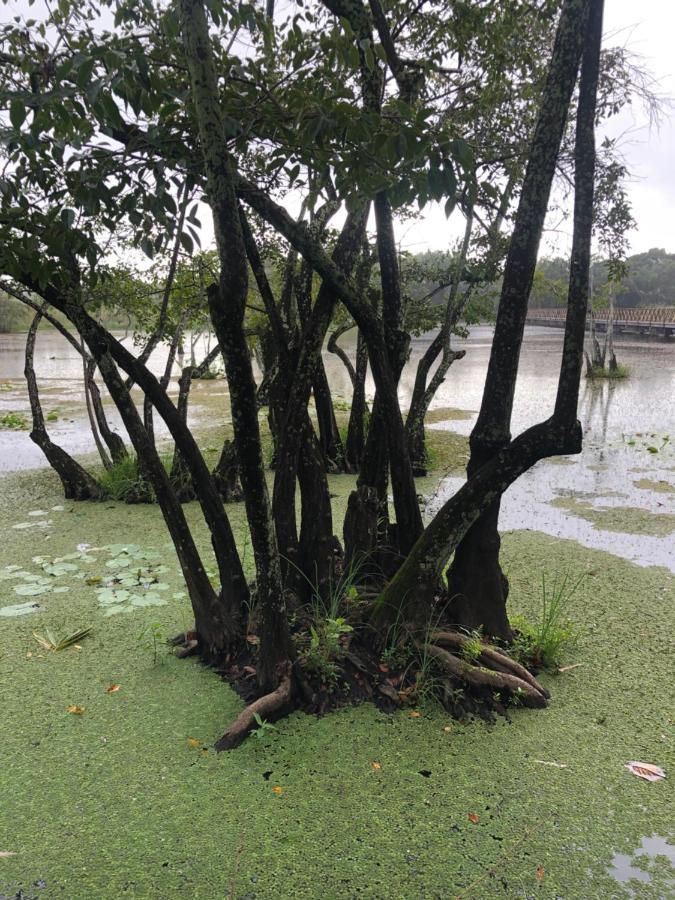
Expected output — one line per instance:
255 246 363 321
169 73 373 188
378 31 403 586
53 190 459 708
1 325 673 570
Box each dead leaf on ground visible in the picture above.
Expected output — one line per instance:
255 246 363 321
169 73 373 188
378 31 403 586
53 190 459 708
443 725 453 733
246 634 259 645
272 786 284 795
187 737 201 748
371 761 381 770
468 813 479 824
626 761 666 782
557 663 583 673
409 710 423 718
105 683 121 693
66 705 85 715
536 865 545 882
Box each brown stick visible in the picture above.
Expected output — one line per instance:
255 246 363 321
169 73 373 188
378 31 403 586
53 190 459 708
422 644 548 708
215 665 293 751
430 631 550 699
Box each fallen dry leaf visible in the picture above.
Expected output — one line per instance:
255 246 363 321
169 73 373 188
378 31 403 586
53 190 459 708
468 813 479 824
25 651 32 659
443 725 453 733
66 705 85 715
409 710 423 718
536 865 545 882
626 761 666 782
105 684 121 694
272 786 284 795
246 634 260 645
187 737 201 748
0 851 17 858
556 663 583 673
378 663 389 673
371 761 382 770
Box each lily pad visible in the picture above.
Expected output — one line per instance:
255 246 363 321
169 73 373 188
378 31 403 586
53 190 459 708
14 584 51 597
0 601 41 617
43 562 79 577
131 594 167 607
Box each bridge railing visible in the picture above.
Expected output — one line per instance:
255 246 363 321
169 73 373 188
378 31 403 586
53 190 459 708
526 307 675 325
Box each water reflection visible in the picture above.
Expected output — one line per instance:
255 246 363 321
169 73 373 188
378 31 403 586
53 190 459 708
1 326 674 572
607 833 675 897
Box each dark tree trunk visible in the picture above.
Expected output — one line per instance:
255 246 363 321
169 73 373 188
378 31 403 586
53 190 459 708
181 0 291 688
312 357 346 472
39 286 250 651
345 329 369 470
95 350 242 659
447 0 593 639
212 439 243 502
405 212 473 475
24 312 102 501
170 366 197 502
87 362 128 464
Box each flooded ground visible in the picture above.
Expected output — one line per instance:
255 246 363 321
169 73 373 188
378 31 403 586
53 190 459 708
1 324 674 570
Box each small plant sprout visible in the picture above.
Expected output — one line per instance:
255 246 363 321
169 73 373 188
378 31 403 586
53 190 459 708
512 571 584 668
251 713 276 740
137 621 167 664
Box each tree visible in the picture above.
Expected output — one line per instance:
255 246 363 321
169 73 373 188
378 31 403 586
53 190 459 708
0 0 604 747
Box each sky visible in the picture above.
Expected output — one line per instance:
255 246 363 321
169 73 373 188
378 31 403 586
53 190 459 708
398 0 675 258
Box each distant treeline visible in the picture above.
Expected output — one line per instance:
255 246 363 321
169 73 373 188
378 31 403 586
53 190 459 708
530 248 675 309
0 293 135 334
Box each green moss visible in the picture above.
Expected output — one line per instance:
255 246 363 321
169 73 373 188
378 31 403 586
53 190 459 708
424 406 475 424
1 469 674 899
634 478 675 495
550 496 675 537
423 428 469 476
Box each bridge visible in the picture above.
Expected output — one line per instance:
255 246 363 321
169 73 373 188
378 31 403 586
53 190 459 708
526 307 675 339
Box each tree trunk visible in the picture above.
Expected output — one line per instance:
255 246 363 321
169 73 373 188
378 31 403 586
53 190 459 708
447 0 593 639
406 212 473 475
95 350 241 659
180 0 291 688
345 329 369 471
312 357 346 472
87 362 128 464
24 312 102 501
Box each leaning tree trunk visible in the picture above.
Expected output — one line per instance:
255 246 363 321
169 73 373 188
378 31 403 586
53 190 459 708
406 212 473 475
447 0 594 640
87 361 128 464
24 312 102 500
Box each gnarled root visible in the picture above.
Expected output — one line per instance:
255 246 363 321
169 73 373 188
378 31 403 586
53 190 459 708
421 643 548 709
430 631 550 699
215 663 294 751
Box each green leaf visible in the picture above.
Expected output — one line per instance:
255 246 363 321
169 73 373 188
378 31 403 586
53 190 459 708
9 100 26 131
179 232 194 254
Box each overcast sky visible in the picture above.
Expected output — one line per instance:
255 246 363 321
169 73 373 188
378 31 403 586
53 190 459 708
400 0 675 258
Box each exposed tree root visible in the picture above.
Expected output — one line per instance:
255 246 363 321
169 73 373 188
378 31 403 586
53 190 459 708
215 663 294 751
430 631 550 699
421 643 549 708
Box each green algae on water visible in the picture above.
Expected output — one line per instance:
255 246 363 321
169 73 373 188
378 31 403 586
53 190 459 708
1 468 674 899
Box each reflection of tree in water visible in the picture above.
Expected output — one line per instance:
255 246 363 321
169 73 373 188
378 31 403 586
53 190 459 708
581 379 618 455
